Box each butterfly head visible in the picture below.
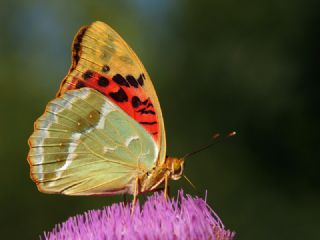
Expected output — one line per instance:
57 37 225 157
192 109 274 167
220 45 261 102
166 156 184 180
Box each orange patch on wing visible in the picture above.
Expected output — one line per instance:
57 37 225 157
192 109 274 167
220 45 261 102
64 70 159 142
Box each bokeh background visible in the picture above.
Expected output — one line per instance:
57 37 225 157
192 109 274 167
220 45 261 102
1 0 319 239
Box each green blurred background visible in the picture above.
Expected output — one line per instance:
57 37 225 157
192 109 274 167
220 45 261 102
1 0 319 239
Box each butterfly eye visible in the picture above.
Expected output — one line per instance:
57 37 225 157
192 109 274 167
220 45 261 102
170 159 184 180
173 160 182 175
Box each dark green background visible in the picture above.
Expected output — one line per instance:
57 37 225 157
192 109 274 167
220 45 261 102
1 1 319 239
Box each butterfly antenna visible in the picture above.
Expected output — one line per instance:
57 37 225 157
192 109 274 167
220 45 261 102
183 174 196 190
183 131 236 159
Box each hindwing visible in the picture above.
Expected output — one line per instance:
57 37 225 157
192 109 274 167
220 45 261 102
28 88 158 195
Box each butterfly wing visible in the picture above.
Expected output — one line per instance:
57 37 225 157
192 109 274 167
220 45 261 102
28 88 158 195
58 21 166 165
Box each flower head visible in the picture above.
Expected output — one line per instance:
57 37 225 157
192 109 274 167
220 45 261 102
43 190 235 240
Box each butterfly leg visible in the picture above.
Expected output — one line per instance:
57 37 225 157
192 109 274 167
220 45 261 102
167 185 171 198
131 176 140 214
123 194 127 205
164 174 170 200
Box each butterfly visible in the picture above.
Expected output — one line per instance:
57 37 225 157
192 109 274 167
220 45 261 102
27 21 185 204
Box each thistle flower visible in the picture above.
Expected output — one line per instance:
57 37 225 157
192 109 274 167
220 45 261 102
43 190 235 240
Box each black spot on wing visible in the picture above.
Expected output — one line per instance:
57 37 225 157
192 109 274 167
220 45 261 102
137 74 144 86
137 108 155 115
72 26 88 68
102 64 110 73
131 96 141 108
98 76 109 87
76 81 86 89
139 121 157 125
83 70 93 80
126 75 139 88
74 55 80 63
109 87 128 102
112 74 129 87
74 42 80 51
76 28 86 42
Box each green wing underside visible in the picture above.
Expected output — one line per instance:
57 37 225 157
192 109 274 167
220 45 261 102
28 88 158 195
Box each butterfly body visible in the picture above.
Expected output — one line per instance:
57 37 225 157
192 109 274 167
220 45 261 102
27 21 184 199
140 157 184 193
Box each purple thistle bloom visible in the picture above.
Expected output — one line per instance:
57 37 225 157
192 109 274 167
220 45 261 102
43 190 235 240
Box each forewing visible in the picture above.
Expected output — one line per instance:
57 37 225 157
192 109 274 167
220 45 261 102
28 88 158 195
57 21 166 165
